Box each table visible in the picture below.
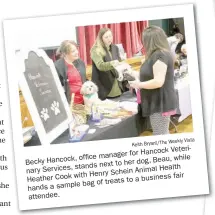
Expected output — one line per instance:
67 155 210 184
24 91 146 147
174 76 192 122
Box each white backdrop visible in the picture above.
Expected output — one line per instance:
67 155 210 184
0 0 215 215
11 17 78 51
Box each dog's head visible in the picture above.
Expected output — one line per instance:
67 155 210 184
80 81 98 95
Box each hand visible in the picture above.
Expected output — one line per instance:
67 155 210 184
141 57 145 64
117 70 124 82
128 80 141 89
111 60 120 67
123 71 135 81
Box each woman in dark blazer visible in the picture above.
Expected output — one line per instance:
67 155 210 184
54 40 86 104
90 28 128 100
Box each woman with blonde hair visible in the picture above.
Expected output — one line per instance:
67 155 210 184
167 33 184 59
90 27 128 100
54 40 86 104
129 26 177 135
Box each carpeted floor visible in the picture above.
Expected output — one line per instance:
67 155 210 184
140 115 193 136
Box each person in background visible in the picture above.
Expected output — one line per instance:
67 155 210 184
90 27 128 100
178 43 188 76
175 43 187 68
54 40 86 104
128 26 177 135
167 33 184 60
180 44 187 57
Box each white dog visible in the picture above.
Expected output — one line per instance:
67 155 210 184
80 81 101 109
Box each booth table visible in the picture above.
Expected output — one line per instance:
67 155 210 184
24 91 146 146
23 76 192 147
175 76 192 122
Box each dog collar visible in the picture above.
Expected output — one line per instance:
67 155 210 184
84 93 95 99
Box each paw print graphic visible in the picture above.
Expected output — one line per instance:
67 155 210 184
40 108 50 121
51 101 60 115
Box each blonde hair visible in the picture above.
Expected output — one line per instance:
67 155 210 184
175 33 184 42
56 40 78 57
91 27 112 57
142 26 170 59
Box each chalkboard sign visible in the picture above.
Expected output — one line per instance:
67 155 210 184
18 49 72 146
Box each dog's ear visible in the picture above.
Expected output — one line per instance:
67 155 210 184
80 85 85 95
93 83 98 92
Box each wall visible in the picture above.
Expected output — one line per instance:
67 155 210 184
8 16 78 51
148 19 169 34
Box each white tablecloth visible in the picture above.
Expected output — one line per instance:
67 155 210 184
175 76 192 122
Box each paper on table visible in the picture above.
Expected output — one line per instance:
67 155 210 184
88 129 96 134
119 101 138 113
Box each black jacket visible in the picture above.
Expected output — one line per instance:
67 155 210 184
54 58 86 103
91 44 127 100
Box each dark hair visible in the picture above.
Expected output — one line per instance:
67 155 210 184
142 26 170 59
97 27 112 46
91 27 112 56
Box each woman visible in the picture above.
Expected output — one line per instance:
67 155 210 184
167 33 184 60
90 28 127 100
181 44 187 56
54 40 86 104
129 26 177 135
